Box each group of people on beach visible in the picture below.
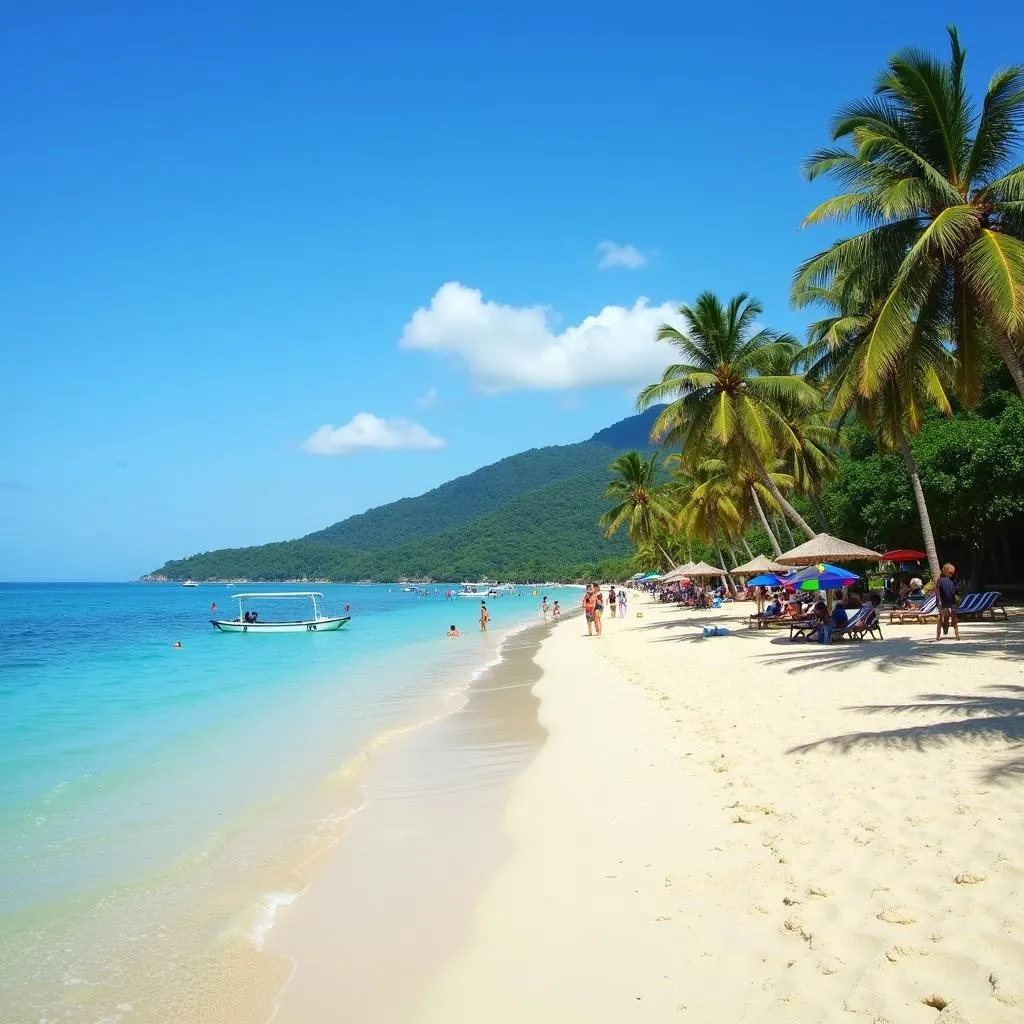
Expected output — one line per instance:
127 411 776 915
581 583 627 636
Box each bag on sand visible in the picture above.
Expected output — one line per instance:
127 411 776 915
702 626 730 637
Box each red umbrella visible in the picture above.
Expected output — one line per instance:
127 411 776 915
881 549 927 561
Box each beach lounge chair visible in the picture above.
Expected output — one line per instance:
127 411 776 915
958 591 1007 621
953 592 983 616
843 606 884 640
788 613 832 641
887 595 937 623
749 609 785 628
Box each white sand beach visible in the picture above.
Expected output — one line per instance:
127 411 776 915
415 596 1024 1023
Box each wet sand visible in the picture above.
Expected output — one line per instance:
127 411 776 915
266 625 553 1023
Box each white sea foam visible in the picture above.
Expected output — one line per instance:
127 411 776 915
249 890 303 950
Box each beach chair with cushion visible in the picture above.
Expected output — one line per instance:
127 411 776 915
959 591 1008 621
844 606 884 640
953 592 983 616
827 604 871 641
887 595 937 623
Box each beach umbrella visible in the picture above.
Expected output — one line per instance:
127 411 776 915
744 570 789 614
660 563 695 583
642 573 662 581
787 563 860 588
684 560 727 578
629 572 645 580
746 572 788 588
880 549 926 562
785 562 860 609
732 554 791 575
777 533 881 567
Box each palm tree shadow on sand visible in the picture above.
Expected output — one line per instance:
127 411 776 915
760 631 1024 675
788 684 1024 783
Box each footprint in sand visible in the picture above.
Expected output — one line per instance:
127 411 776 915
885 944 930 963
782 917 814 947
989 972 1021 1007
877 906 917 925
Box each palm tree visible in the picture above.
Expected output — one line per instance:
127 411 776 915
681 450 791 557
679 464 741 593
795 27 1024 402
600 451 676 567
638 291 821 540
754 342 841 532
802 279 955 582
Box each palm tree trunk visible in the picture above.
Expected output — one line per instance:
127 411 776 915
713 530 736 594
655 539 675 571
741 537 754 559
897 427 942 583
993 332 1024 398
808 492 832 532
750 486 782 556
777 514 796 549
744 445 817 540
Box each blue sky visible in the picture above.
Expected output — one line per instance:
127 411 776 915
3 1 1022 579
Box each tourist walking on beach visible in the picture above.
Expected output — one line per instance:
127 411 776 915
541 596 549 620
552 600 560 620
608 586 617 618
582 584 596 636
936 563 960 641
618 588 627 617
479 601 490 632
593 585 604 636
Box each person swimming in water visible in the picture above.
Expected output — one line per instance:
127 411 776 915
447 624 460 637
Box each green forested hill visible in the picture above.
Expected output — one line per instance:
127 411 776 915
148 408 662 582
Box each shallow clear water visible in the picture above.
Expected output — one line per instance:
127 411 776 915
0 581 578 1023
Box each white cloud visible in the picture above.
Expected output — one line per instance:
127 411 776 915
414 385 439 408
302 413 445 456
399 282 678 391
596 241 647 270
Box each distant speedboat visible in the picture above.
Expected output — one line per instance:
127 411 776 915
182 580 200 587
210 592 350 633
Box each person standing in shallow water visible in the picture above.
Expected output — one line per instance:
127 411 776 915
479 601 490 631
541 596 549 620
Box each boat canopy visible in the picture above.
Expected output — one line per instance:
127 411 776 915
231 592 324 600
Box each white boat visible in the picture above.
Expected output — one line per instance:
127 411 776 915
210 592 351 633
456 585 489 598
182 580 200 587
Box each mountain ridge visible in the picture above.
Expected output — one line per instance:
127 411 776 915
148 407 663 581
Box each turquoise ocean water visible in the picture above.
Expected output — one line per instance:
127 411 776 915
0 582 579 1024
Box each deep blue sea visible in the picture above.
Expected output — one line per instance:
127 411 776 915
0 581 580 1024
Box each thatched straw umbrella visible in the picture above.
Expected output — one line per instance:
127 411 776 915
685 560 727 576
683 560 730 603
661 562 695 583
732 553 791 614
732 553 791 575
777 534 880 610
777 533 880 566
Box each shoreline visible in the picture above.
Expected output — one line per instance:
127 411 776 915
263 615 563 1023
414 595 1024 1022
